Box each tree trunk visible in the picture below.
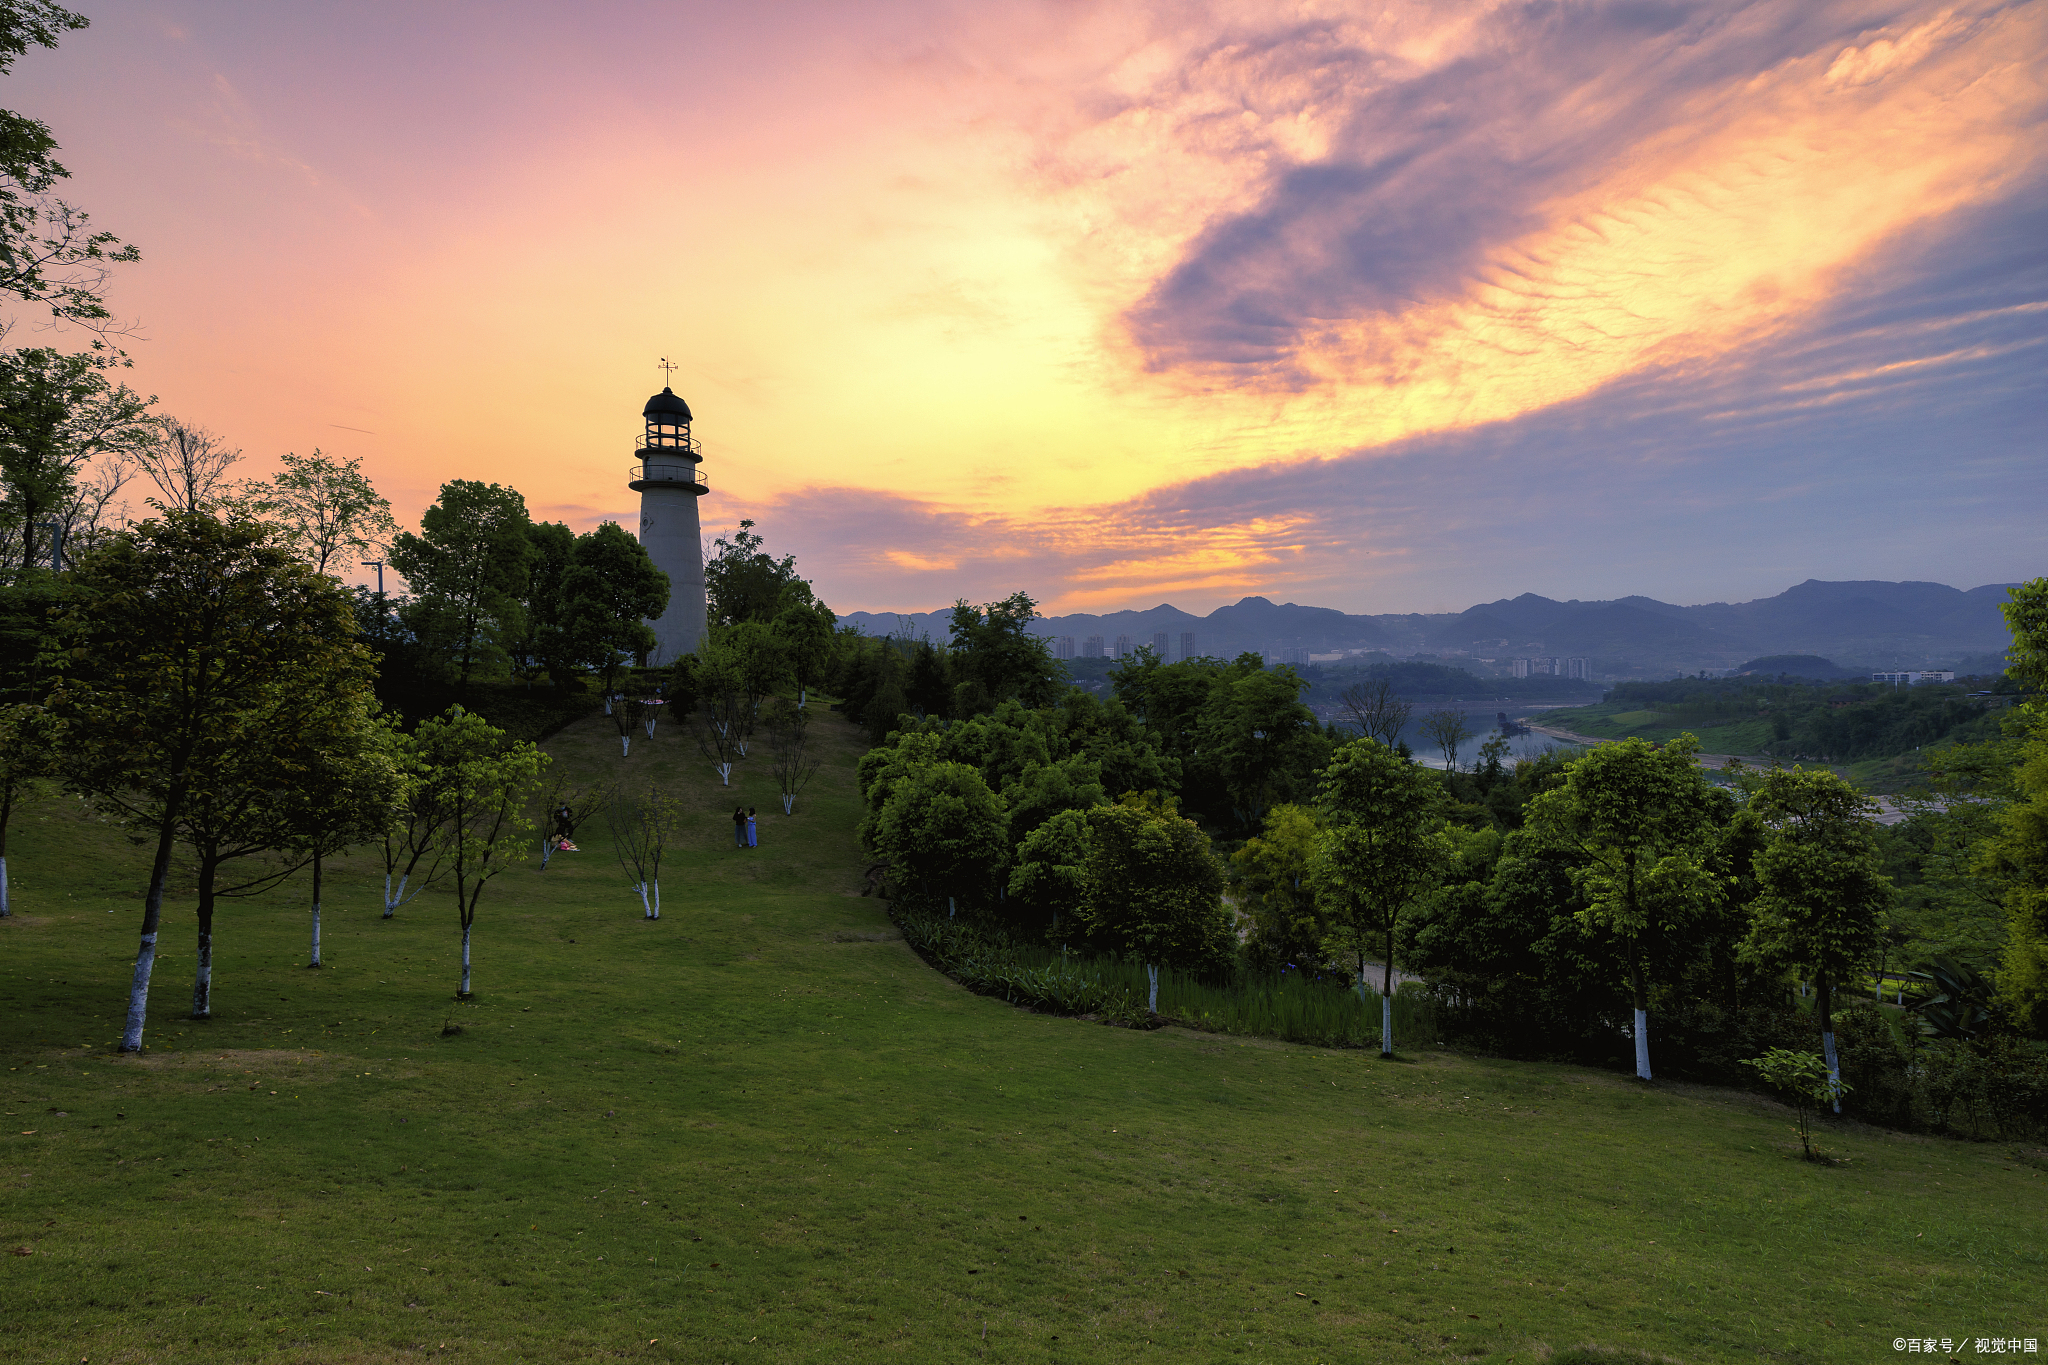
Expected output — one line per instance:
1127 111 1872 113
715 763 730 785
0 797 11 916
781 794 793 815
651 880 660 920
620 735 631 757
540 837 553 870
460 920 473 996
948 896 956 919
0 852 9 918
1146 963 1159 1014
191 857 219 1019
308 852 323 968
1382 924 1398 1056
1817 968 1841 1114
1629 956 1652 1081
384 871 407 918
123 796 184 1052
637 881 652 919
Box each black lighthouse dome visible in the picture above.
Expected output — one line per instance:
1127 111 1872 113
643 386 693 423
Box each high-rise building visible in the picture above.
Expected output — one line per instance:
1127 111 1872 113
1565 657 1592 680
1055 636 1076 660
1152 631 1170 658
1114 633 1133 659
1084 635 1104 658
628 382 708 662
1277 646 1311 666
1180 631 1196 661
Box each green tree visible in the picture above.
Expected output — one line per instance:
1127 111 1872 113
865 759 1007 917
947 592 1063 716
1007 806 1092 935
605 782 682 920
1742 1048 1850 1161
0 698 51 915
1418 708 1475 771
1232 803 1326 971
773 598 837 707
256 449 399 577
1987 578 2048 1032
1309 739 1450 1054
413 706 547 997
558 520 668 683
281 705 407 971
1525 735 1729 1081
46 510 370 1048
388 480 534 689
0 3 140 347
1194 655 1327 833
0 346 153 574
704 518 807 626
1078 795 1235 1011
518 519 577 686
1740 766 1892 1107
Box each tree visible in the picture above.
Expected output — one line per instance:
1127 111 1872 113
948 592 1063 715
1740 766 1892 1109
412 706 547 998
0 3 140 347
1232 803 1327 972
1007 806 1092 936
517 519 576 686
1418 708 1474 771
1077 796 1234 1012
388 480 534 689
47 510 371 1047
692 631 747 785
766 698 820 815
1310 739 1450 1055
0 346 152 575
531 770 613 871
281 706 406 970
131 419 241 513
1340 677 1412 747
606 783 682 919
557 520 666 680
1987 578 2048 1033
774 598 837 707
866 759 1008 918
704 518 807 627
378 728 450 916
256 448 399 578
1195 656 1326 833
1742 1048 1849 1161
0 699 52 915
1524 735 1729 1081
726 619 789 742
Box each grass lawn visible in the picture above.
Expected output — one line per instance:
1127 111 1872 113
1532 704 1776 760
3 703 2043 1363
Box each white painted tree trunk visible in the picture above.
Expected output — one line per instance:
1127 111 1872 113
637 882 653 918
735 737 747 757
1146 963 1159 1014
1633 1009 1652 1081
309 900 322 966
1822 1031 1841 1114
947 896 956 919
191 929 212 1018
604 697 613 716
383 872 409 918
714 762 730 785
540 837 554 870
460 922 473 995
0 854 8 916
620 735 631 757
799 686 807 707
644 717 657 738
651 880 660 920
122 931 158 1051
1382 992 1393 1056
781 793 794 814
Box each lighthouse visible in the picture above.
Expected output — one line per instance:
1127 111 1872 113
629 384 708 662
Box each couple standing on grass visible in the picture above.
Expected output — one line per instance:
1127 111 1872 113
732 806 758 849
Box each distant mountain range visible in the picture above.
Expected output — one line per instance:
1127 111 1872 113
837 579 2020 677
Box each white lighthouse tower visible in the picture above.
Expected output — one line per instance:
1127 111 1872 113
630 382 708 661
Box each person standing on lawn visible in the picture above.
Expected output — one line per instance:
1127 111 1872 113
746 806 759 847
732 806 746 848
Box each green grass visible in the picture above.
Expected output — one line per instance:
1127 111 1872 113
4 705 2044 1362
1537 703 1775 758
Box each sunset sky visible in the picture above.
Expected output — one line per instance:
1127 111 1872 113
8 0 2044 615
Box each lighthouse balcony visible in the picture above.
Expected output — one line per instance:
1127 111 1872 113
629 462 707 493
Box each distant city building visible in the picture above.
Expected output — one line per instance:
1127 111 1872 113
1113 633 1133 659
1512 656 1583 679
1152 631 1170 658
1084 634 1104 658
1055 636 1075 660
1565 657 1592 680
1180 631 1196 661
1873 670 1956 685
1276 646 1312 666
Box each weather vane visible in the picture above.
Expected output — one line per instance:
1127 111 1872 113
658 356 679 386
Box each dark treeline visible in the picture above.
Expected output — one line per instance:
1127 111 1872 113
1606 674 2011 762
